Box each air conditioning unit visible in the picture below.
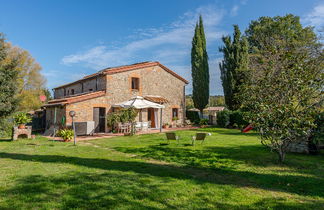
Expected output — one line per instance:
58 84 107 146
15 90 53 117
74 121 95 136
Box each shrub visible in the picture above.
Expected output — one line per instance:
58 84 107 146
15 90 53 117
0 117 14 137
107 108 138 134
311 112 324 145
229 110 249 129
217 110 230 127
186 111 200 124
172 117 179 121
199 118 209 126
57 129 74 141
13 112 32 125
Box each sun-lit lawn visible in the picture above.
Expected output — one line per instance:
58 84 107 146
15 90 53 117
0 127 323 209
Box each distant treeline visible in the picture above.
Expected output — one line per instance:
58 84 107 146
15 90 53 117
186 95 225 109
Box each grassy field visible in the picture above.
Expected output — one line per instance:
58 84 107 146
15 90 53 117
0 128 323 209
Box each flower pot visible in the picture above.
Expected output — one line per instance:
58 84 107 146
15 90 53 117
18 124 26 129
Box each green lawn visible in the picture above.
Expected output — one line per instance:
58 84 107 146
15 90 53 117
0 128 323 209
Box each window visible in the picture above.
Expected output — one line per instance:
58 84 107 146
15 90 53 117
131 77 139 90
71 89 74 95
64 88 66 96
89 89 93 92
172 108 178 120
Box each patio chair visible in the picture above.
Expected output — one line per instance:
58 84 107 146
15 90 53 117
192 133 207 145
165 132 179 144
142 122 149 131
135 122 142 131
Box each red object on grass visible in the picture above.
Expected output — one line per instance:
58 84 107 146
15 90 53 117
242 124 253 133
39 95 47 102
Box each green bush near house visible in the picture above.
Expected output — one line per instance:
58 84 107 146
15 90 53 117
311 112 324 145
199 118 209 126
186 110 200 124
229 110 249 129
216 110 230 127
0 117 14 137
57 129 74 141
13 112 32 125
217 110 249 129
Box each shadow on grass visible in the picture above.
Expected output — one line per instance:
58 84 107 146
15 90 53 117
0 151 323 199
0 139 12 142
206 129 259 137
113 145 324 197
1 171 322 209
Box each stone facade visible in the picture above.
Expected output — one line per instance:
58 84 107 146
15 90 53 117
48 63 187 132
54 76 106 99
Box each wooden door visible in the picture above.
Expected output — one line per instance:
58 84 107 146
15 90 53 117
147 108 155 128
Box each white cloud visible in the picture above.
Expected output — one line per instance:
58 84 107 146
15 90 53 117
303 2 324 29
60 4 228 94
61 5 225 70
230 5 239 16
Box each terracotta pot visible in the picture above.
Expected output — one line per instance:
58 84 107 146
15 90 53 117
18 124 26 129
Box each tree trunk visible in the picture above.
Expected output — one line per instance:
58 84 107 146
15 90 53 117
278 150 286 163
200 110 204 119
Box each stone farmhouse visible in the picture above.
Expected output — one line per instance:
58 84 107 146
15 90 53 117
43 61 188 133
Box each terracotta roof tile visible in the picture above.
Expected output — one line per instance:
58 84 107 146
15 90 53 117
144 95 169 103
43 91 106 107
54 61 188 89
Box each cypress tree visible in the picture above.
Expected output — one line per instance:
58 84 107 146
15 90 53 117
191 15 209 117
219 25 249 110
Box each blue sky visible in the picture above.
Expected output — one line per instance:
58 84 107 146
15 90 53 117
0 0 323 95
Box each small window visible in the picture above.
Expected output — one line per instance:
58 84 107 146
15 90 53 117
71 89 74 95
89 89 93 92
131 77 139 90
64 88 66 96
67 90 70 95
172 108 178 119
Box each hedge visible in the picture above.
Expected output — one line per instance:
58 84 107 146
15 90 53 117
217 110 249 129
186 111 200 124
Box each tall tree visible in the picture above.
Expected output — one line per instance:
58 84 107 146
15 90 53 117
191 15 209 116
4 43 46 111
219 25 249 110
0 34 19 118
241 14 324 162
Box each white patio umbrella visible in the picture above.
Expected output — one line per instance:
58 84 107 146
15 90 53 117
112 96 164 109
112 96 165 132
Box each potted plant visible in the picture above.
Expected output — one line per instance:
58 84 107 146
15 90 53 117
199 119 209 128
163 123 170 129
13 112 32 129
57 129 74 142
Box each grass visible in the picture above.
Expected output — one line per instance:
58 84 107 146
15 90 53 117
0 128 323 209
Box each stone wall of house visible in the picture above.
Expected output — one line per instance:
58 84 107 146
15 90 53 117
49 64 187 132
106 65 186 125
65 96 110 132
54 76 106 99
